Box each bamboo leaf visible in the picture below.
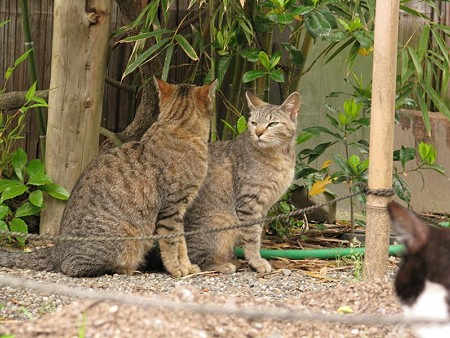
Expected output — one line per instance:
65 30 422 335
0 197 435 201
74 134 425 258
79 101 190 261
422 81 450 120
25 82 37 102
175 34 198 61
161 44 174 81
407 46 422 80
122 38 170 79
119 29 173 43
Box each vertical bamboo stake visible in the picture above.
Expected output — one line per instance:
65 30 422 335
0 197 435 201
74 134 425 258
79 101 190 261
363 0 400 280
19 0 47 158
39 0 112 235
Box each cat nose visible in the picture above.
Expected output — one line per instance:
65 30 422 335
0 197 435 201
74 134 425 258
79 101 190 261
255 127 265 137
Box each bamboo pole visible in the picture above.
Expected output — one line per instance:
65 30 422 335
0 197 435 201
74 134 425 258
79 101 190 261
39 0 112 235
363 0 400 280
19 0 47 158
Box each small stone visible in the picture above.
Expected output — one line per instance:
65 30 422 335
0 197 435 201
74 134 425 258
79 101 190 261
282 269 292 276
351 328 359 335
108 305 119 313
253 322 263 329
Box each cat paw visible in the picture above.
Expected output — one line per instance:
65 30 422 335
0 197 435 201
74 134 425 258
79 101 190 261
215 263 237 274
188 264 201 274
166 265 190 278
249 259 272 273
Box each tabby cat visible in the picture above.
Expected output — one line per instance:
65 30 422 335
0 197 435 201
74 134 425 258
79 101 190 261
184 91 300 273
0 78 216 278
388 201 450 338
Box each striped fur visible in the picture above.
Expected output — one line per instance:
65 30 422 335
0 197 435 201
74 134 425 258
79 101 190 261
184 91 301 273
0 78 216 278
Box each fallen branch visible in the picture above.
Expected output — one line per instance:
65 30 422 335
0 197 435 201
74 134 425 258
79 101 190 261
0 89 49 111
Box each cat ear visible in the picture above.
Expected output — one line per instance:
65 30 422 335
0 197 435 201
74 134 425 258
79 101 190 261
199 79 218 102
246 91 267 111
387 201 429 254
280 92 301 121
153 76 174 101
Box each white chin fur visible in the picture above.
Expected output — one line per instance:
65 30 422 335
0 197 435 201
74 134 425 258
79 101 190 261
403 280 450 338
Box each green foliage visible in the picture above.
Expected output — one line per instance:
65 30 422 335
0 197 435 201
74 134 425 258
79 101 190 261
0 46 68 246
0 148 69 246
267 189 304 238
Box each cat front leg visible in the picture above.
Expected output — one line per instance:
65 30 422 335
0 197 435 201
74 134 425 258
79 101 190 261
239 221 272 273
157 215 199 277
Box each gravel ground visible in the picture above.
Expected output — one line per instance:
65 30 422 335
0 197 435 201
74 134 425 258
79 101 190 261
0 257 416 338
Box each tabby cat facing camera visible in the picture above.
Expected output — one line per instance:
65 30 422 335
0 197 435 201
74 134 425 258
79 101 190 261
0 78 216 278
184 91 301 273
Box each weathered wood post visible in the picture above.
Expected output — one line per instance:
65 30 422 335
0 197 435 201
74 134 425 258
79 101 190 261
40 1 112 234
363 0 400 280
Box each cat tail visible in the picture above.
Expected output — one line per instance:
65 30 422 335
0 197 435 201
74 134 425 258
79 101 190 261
0 247 57 272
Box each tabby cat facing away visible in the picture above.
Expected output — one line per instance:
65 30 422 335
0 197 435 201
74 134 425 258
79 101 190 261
0 78 216 278
184 91 300 273
387 201 450 338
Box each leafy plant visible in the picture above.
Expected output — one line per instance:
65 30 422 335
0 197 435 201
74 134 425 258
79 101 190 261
296 96 445 241
0 148 69 246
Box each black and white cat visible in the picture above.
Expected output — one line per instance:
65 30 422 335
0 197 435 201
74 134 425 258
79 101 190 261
388 201 450 338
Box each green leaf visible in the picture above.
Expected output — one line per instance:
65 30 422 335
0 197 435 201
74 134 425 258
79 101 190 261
393 174 411 204
41 184 70 200
269 69 284 82
161 43 174 81
0 204 11 219
25 81 37 102
407 46 423 80
11 148 27 181
347 155 360 174
236 116 248 134
217 55 232 87
258 51 271 71
418 142 437 165
29 190 43 207
296 131 314 144
242 70 267 83
0 184 28 203
0 179 19 193
26 159 45 177
393 146 416 170
422 81 450 120
122 37 170 79
120 29 173 43
9 218 28 246
15 202 41 218
0 220 8 233
175 34 198 61
28 172 53 186
307 142 333 164
304 10 335 39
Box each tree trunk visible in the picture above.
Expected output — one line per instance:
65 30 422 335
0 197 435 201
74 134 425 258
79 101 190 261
40 0 113 235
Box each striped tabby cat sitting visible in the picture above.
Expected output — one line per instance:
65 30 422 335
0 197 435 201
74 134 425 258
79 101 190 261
0 78 216 278
184 91 301 273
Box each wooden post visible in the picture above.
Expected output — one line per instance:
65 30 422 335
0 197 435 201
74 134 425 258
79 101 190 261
363 0 400 280
40 0 112 235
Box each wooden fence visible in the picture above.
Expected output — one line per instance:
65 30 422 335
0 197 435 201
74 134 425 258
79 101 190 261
0 0 133 159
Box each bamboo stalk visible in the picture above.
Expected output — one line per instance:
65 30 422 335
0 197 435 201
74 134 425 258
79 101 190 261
19 0 47 158
209 0 217 142
363 0 400 281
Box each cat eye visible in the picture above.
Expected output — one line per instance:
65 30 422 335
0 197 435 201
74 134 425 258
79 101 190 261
250 121 257 126
268 122 279 127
